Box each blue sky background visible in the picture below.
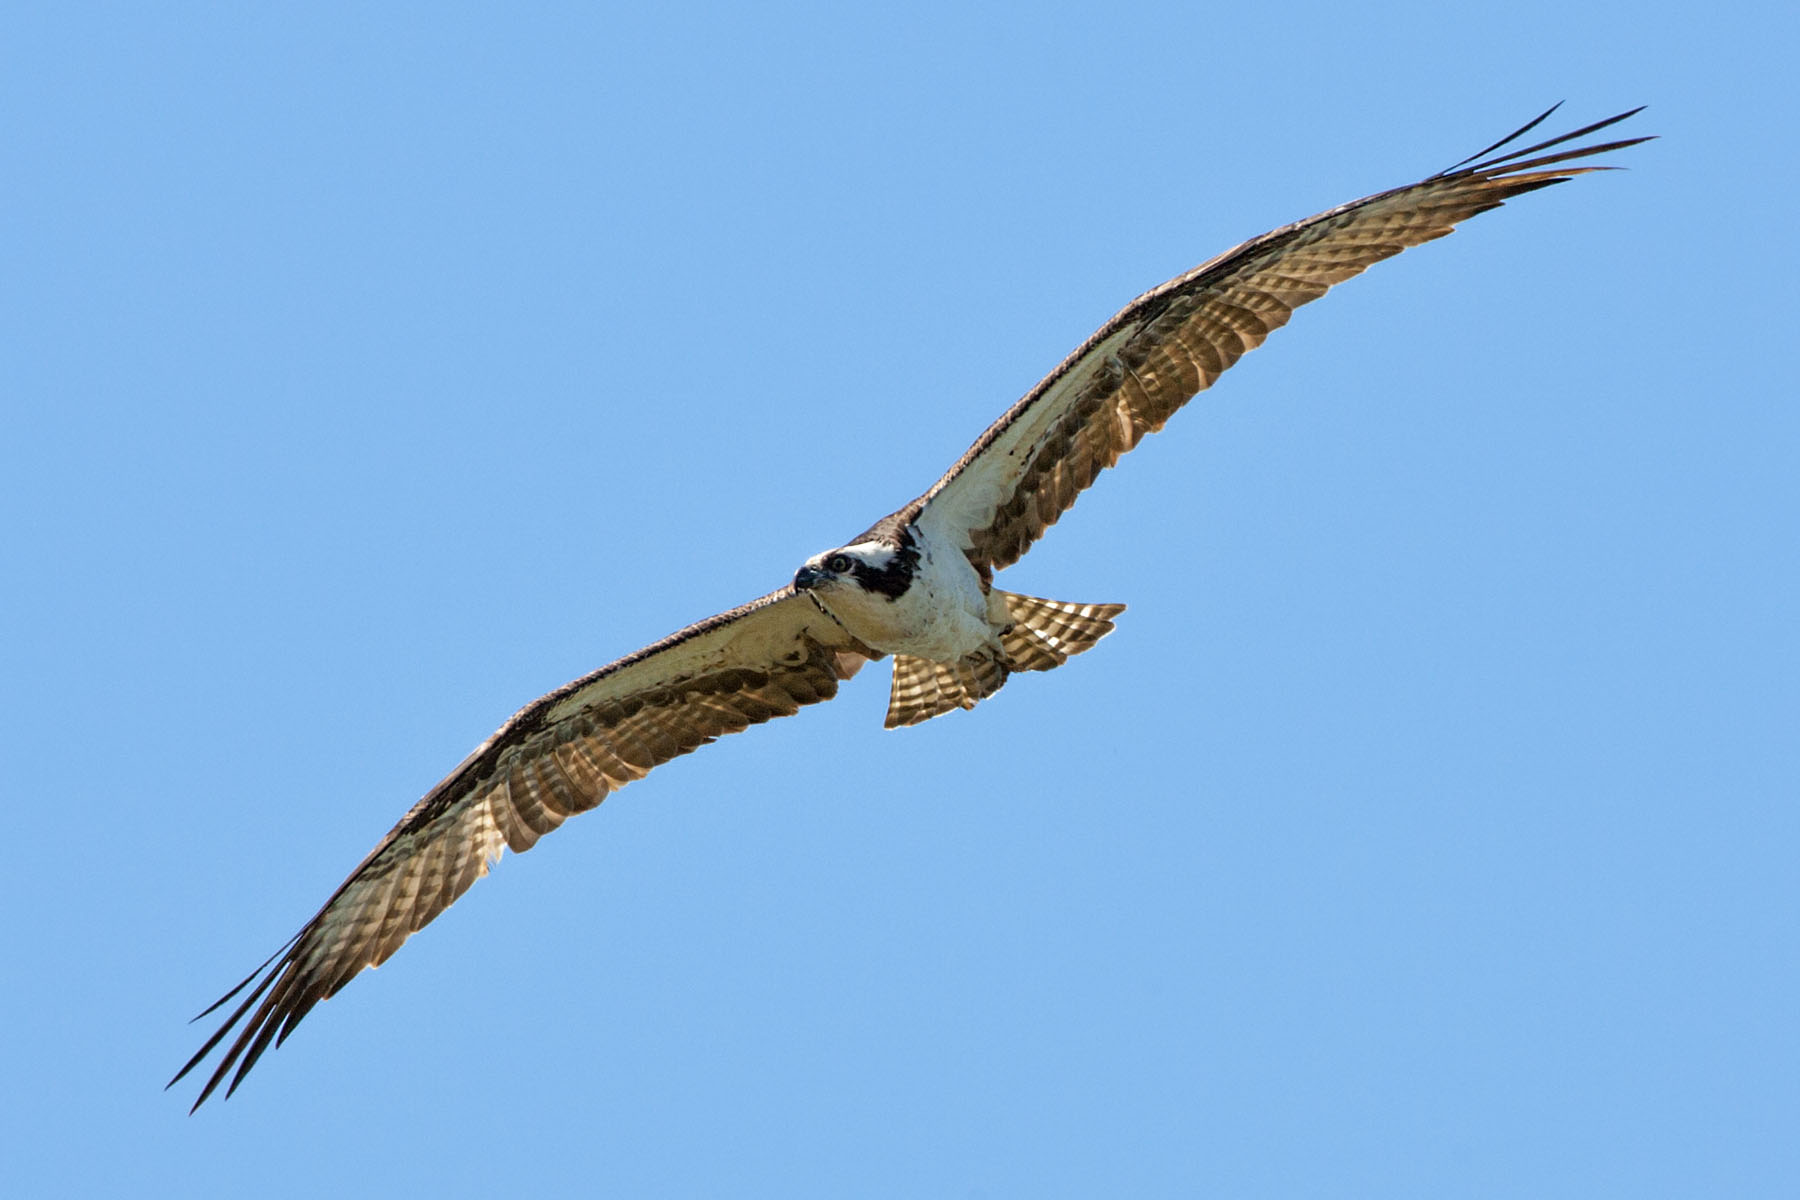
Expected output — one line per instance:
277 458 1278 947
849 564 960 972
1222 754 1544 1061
6 3 1795 1196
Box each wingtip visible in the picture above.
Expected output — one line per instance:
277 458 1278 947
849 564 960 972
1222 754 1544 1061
1440 103 1650 178
1441 102 1563 173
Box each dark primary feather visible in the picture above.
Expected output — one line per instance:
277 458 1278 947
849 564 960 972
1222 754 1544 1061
912 106 1650 571
170 589 870 1110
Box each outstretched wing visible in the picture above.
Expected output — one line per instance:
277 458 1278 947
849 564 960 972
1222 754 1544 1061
171 587 873 1110
910 106 1649 571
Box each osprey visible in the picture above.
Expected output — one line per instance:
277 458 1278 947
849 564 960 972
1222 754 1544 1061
173 106 1647 1109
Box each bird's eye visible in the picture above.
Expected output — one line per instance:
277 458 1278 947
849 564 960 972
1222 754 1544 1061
826 554 852 574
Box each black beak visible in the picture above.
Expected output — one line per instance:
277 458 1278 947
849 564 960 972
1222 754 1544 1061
794 565 823 590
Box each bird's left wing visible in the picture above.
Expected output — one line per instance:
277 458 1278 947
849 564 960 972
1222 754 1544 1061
909 106 1649 572
171 586 872 1110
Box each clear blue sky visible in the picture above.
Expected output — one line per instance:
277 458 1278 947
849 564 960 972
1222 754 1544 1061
6 3 1795 1196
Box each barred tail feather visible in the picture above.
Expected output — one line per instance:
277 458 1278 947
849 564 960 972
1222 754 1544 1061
882 593 1125 729
997 592 1125 671
886 652 1008 729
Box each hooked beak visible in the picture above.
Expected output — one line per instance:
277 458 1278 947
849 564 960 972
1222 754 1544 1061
794 564 825 590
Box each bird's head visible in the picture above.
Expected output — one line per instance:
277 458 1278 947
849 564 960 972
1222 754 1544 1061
794 538 916 605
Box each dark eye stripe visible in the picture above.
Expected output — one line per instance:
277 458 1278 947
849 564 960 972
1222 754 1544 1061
845 541 918 601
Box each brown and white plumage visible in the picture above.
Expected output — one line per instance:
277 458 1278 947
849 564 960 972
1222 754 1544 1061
907 106 1648 572
173 106 1646 1110
172 590 873 1109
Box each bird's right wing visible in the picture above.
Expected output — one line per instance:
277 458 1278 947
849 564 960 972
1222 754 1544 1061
171 586 873 1110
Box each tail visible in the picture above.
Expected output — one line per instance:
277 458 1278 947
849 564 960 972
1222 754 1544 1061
995 592 1126 672
885 650 1008 729
884 593 1126 728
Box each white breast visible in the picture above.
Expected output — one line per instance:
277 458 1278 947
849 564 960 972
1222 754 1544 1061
825 525 998 662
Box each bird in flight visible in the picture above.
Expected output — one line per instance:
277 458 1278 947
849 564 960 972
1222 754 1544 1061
172 106 1648 1109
